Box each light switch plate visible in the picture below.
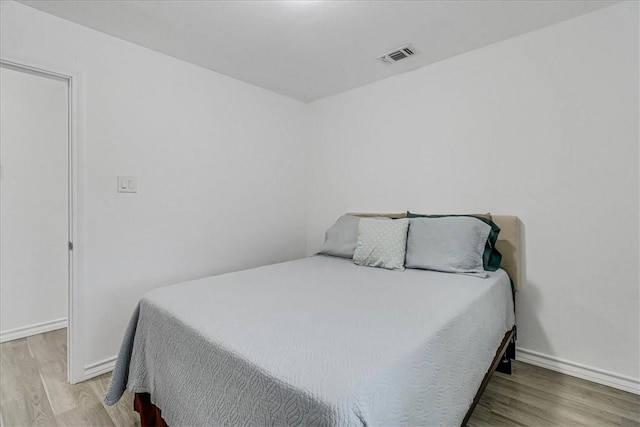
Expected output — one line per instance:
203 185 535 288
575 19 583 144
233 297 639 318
117 175 137 193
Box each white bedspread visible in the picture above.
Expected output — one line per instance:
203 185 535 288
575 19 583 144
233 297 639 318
106 255 514 426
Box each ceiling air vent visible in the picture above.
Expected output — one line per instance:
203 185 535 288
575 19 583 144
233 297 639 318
378 45 416 64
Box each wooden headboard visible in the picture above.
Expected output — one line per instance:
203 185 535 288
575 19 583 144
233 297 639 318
491 215 521 290
348 213 521 290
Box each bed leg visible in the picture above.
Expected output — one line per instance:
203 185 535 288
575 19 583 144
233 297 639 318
495 355 511 374
506 336 516 360
495 338 515 375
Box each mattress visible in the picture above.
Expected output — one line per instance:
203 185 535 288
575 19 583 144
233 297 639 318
106 255 515 426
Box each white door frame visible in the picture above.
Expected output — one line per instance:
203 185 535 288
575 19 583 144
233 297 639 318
0 58 83 384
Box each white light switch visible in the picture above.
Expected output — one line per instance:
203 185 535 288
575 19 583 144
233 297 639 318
117 175 137 193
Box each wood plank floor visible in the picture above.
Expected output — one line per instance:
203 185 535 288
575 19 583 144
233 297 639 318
0 329 138 427
1 329 638 426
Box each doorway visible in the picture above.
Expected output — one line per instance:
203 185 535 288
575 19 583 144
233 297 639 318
0 60 76 383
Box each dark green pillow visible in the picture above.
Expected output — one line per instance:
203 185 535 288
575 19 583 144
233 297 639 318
406 212 502 271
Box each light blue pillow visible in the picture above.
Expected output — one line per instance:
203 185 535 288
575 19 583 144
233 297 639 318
405 217 491 277
353 218 409 271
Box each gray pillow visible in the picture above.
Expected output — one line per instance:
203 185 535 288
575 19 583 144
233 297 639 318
405 217 491 277
353 218 409 271
318 215 361 258
319 215 392 258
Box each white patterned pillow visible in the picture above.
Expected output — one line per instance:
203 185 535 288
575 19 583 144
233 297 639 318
353 218 409 271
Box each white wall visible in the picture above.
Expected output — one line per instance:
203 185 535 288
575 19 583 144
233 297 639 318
0 65 69 340
307 1 639 387
1 1 308 380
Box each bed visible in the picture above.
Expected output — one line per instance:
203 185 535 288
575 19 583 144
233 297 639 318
105 213 520 426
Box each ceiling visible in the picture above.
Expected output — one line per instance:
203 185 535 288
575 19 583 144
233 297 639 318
19 0 618 102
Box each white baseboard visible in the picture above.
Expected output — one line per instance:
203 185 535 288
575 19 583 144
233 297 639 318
84 356 117 380
0 318 67 343
517 347 640 395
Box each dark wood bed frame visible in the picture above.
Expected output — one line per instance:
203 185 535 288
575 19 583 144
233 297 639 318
461 326 516 426
133 214 521 427
134 393 169 427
